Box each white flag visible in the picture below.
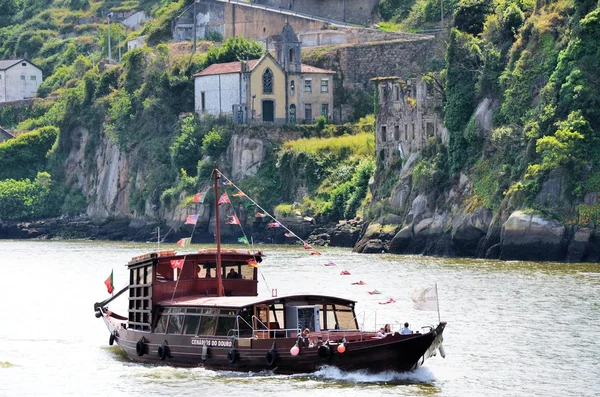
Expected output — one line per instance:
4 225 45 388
411 285 438 311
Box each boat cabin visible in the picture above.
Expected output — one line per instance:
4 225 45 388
154 295 360 340
125 249 262 332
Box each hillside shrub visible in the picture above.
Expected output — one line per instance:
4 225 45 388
201 127 230 157
0 172 65 220
0 126 58 180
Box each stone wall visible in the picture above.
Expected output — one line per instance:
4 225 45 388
255 0 380 25
339 37 435 87
173 0 327 44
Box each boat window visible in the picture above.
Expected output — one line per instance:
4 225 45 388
183 315 201 335
220 309 237 316
154 308 168 333
334 304 357 330
144 266 152 284
186 308 202 314
167 308 185 334
216 316 236 336
271 304 284 328
197 312 218 335
326 305 337 330
240 264 255 280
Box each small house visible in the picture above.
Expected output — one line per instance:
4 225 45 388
0 59 43 102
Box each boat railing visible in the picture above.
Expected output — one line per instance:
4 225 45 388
345 311 378 341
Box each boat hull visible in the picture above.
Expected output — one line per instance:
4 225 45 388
103 317 446 374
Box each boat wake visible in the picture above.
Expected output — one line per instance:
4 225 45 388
309 365 436 384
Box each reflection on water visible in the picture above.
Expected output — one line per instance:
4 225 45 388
0 240 598 397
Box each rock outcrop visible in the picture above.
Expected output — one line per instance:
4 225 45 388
499 211 566 261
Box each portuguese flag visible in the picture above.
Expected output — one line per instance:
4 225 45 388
104 269 114 294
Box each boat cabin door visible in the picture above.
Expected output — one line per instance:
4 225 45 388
254 304 270 338
285 305 321 336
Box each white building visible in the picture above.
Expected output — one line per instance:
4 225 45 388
194 60 255 118
0 59 43 102
127 36 147 51
121 11 149 29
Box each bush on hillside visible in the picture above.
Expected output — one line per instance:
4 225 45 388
0 126 58 181
454 0 493 35
0 172 65 220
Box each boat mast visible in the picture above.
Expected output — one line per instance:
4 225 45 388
214 164 224 297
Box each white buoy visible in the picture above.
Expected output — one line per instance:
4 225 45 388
438 343 446 358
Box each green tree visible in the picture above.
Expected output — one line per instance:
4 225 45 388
171 115 205 176
201 128 230 157
454 0 493 35
0 126 58 180
204 36 264 67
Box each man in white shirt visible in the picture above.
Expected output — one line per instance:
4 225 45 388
400 322 412 334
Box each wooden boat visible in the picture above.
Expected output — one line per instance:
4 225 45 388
93 167 446 373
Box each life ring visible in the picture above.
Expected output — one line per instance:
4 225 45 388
158 343 169 360
318 344 331 360
227 349 237 364
266 348 278 366
136 338 146 356
109 333 115 346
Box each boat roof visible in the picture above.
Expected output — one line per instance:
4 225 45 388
158 294 356 308
129 248 263 265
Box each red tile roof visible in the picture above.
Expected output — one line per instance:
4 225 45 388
194 59 260 77
301 64 336 74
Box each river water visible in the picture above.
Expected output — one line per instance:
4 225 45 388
0 240 599 397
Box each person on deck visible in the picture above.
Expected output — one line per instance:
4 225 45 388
384 324 392 334
299 328 310 347
376 327 386 338
227 268 239 279
400 322 412 334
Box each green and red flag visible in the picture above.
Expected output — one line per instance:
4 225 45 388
104 270 114 294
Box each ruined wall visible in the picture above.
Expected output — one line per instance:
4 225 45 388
375 77 444 165
255 0 380 24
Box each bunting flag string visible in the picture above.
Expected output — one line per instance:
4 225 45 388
185 214 199 225
218 192 231 205
192 192 203 203
215 169 322 255
177 237 190 247
226 214 241 225
214 168 395 303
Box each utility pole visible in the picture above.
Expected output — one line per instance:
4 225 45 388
440 0 444 31
192 0 197 53
107 12 113 64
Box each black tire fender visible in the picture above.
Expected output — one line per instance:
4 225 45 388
227 348 237 364
318 344 331 360
109 333 115 346
266 348 277 366
136 338 146 356
158 343 169 360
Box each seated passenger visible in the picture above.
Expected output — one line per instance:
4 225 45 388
227 268 239 279
376 327 386 338
384 324 392 334
400 322 412 334
298 328 310 347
